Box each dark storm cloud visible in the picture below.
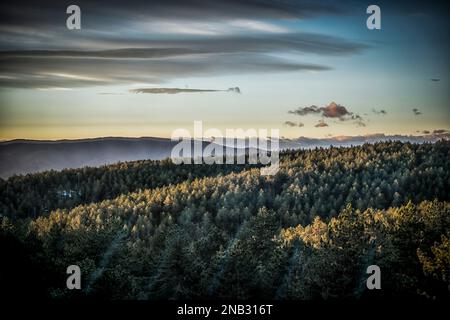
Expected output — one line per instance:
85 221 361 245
130 87 241 94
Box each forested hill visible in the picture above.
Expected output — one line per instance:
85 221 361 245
1 133 447 178
0 137 177 179
0 159 258 219
2 140 449 221
1 140 449 299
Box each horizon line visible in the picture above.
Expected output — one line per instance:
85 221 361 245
1 132 449 144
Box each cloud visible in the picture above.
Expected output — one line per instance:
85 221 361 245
372 108 387 115
0 0 365 53
0 53 329 89
0 30 367 88
0 48 196 59
0 31 367 57
289 102 353 119
230 20 288 33
0 0 369 89
354 119 366 127
413 108 422 115
284 121 304 127
321 102 351 118
288 102 367 127
284 121 297 127
130 87 241 94
227 87 241 94
0 1 345 31
420 129 449 135
288 105 321 116
430 78 440 82
350 114 366 127
433 129 449 134
315 120 329 128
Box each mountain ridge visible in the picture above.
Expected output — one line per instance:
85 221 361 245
1 133 448 178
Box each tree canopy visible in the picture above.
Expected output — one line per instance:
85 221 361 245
1 140 449 299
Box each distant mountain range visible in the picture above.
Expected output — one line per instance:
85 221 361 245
0 133 448 179
280 132 450 149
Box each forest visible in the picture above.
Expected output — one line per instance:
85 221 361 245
1 140 449 300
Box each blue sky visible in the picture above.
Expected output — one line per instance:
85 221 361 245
0 0 448 140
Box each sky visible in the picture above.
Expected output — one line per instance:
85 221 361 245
0 0 448 140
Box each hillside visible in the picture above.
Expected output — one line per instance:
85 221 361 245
1 133 448 178
1 140 449 299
